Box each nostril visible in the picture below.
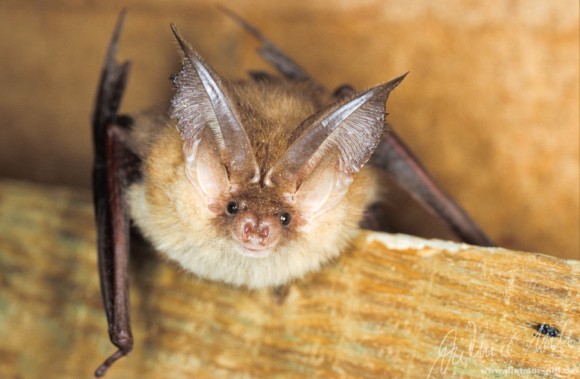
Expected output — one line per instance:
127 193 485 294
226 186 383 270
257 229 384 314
242 223 253 242
260 226 269 239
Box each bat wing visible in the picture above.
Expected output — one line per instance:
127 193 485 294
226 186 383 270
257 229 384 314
92 10 138 377
370 132 493 246
222 8 493 247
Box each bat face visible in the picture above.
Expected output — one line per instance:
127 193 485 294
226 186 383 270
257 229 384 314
127 80 384 288
125 28 405 289
174 80 315 261
213 184 295 259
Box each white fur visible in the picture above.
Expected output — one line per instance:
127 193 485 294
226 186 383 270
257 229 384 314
128 171 360 289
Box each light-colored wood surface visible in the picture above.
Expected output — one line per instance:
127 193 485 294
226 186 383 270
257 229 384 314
0 180 578 378
0 1 578 258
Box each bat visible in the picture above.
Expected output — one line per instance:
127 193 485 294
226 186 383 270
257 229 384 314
92 9 493 377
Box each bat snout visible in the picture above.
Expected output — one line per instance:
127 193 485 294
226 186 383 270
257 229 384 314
234 214 280 255
242 221 270 243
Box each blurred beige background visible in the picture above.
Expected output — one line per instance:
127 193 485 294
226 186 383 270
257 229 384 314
0 0 578 259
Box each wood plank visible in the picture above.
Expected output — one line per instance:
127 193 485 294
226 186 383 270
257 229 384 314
0 180 578 378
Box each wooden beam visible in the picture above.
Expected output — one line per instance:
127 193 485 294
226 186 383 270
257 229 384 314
0 180 578 378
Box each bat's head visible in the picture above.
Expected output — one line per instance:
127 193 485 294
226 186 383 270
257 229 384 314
209 184 296 258
160 26 404 281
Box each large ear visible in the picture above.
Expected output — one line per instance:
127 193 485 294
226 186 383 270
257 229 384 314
170 25 260 207
265 74 407 220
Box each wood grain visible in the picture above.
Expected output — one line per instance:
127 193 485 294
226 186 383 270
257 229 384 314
0 180 578 378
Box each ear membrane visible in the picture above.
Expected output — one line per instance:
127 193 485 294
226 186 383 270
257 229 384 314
294 155 352 221
183 129 229 212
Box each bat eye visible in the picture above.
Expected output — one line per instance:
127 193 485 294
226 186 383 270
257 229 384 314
226 202 239 215
280 212 291 226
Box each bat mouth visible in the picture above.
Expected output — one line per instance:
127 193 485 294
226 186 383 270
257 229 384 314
232 229 279 259
237 247 272 259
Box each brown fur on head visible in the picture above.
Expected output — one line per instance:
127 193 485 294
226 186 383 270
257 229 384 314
229 78 325 174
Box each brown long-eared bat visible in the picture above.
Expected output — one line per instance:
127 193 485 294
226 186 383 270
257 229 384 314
92 9 493 377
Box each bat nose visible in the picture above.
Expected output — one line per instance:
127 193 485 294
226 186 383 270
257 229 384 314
241 219 271 245
234 214 280 254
